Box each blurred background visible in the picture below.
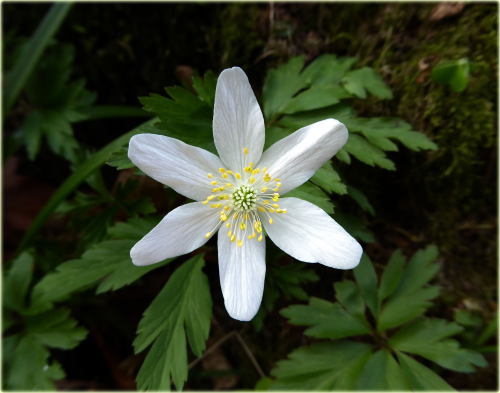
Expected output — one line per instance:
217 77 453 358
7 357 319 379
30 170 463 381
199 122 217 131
3 2 497 390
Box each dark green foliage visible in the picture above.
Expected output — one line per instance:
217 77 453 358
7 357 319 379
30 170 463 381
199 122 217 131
266 247 487 390
16 43 96 162
31 217 171 309
134 254 212 390
431 58 471 92
3 253 87 390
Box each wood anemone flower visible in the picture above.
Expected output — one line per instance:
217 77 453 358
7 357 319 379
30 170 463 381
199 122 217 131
128 67 362 321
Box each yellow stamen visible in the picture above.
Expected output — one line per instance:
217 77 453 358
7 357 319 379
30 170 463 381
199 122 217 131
243 147 249 155
202 200 209 205
219 168 226 173
258 206 266 212
261 186 268 193
211 203 221 208
205 232 212 238
237 239 243 247
210 180 218 185
258 234 263 241
249 177 256 184
207 195 215 201
235 173 241 180
269 218 273 224
207 173 214 178
240 222 247 230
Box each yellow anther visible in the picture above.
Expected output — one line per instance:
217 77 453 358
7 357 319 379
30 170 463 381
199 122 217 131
275 178 281 182
237 240 243 247
202 200 209 205
224 205 231 211
249 162 254 168
268 208 275 213
211 203 221 208
205 232 212 238
226 183 233 187
264 174 272 182
210 180 218 185
244 166 252 173
207 173 214 178
218 195 226 200
261 186 268 193
273 187 281 191
276 182 282 187
243 147 249 155
252 168 260 175
258 234 263 241
226 170 233 175
249 177 256 184
231 234 236 242
235 173 241 180
272 204 280 208
269 218 273 224
262 167 267 172
248 232 256 240
240 222 247 230
222 173 228 179
254 221 262 233
244 213 249 220
272 193 280 201
219 168 226 173
212 187 219 193
258 206 266 212
220 213 228 221
228 231 232 237
262 200 270 205
207 195 216 201
225 222 231 228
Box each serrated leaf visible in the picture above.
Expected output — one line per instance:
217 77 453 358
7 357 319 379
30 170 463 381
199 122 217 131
311 162 347 195
390 318 487 372
26 308 87 350
192 70 216 107
6 335 65 390
106 147 135 170
396 351 454 390
283 85 349 114
301 55 357 86
284 182 334 214
342 67 393 99
347 185 375 215
134 254 212 390
19 111 43 160
333 211 375 243
346 117 438 152
4 251 34 311
356 349 390 390
334 280 365 319
270 341 372 390
262 56 306 120
344 134 396 170
385 351 412 390
31 217 170 308
139 86 215 153
281 297 370 340
378 249 405 302
353 253 378 317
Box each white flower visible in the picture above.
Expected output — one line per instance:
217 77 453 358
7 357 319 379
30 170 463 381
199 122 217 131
128 67 362 321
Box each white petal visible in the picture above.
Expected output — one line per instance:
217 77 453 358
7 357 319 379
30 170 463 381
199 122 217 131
262 198 362 269
217 228 266 321
128 133 224 201
258 119 348 193
131 202 220 266
213 67 265 172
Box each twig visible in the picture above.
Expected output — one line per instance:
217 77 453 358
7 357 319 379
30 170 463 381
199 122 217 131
188 331 236 370
234 332 266 378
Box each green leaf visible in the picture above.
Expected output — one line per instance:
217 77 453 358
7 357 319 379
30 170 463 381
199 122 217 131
431 58 470 92
31 217 170 308
378 246 442 330
390 318 487 372
347 185 375 215
342 67 393 99
4 3 73 114
262 56 307 121
17 117 157 251
19 111 43 160
4 252 34 311
281 297 370 340
333 211 375 243
344 134 396 170
311 162 347 195
270 341 372 390
283 85 349 114
346 117 438 152
334 280 365 319
140 85 215 153
26 308 87 350
134 254 212 390
353 253 378 317
6 335 65 390
385 351 412 390
301 55 357 86
396 351 454 391
284 182 334 214
378 249 405 302
357 349 390 390
106 147 135 170
192 70 217 108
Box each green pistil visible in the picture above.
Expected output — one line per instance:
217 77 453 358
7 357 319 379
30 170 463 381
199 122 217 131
232 185 257 211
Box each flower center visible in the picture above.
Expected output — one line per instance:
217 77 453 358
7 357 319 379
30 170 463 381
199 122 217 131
201 147 288 247
232 185 257 211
